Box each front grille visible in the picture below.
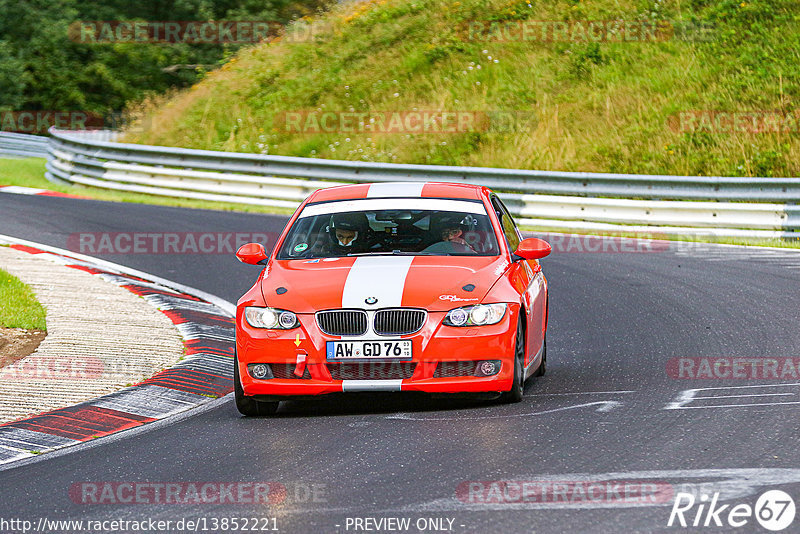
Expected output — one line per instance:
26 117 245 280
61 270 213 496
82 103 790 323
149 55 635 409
269 364 311 379
316 310 368 336
374 308 426 336
434 361 480 377
327 362 417 380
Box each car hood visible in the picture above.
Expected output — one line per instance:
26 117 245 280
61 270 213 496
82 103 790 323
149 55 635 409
260 255 510 313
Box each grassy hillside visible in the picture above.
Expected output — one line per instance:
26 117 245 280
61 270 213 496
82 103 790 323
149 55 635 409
125 0 800 178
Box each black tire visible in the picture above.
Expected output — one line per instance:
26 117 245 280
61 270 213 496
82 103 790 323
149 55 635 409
234 355 279 416
534 335 547 377
500 318 525 404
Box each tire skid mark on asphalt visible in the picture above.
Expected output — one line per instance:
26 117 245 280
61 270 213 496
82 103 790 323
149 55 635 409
0 240 235 465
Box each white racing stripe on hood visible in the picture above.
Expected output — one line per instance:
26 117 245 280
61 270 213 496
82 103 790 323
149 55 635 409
367 182 425 197
342 256 414 308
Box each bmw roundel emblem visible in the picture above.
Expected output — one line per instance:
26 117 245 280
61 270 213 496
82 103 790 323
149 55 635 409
365 297 378 305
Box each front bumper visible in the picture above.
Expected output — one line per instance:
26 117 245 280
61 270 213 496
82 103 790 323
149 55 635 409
235 308 518 397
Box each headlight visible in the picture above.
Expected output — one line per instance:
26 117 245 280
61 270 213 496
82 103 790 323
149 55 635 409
444 304 507 327
244 307 299 329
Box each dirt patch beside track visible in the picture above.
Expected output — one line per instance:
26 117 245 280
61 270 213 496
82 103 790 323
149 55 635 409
0 328 45 368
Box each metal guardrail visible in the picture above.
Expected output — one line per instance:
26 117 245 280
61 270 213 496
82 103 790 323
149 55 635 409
3 129 797 239
45 130 800 202
0 132 50 158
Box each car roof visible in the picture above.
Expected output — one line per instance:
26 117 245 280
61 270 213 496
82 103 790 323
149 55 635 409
308 182 488 203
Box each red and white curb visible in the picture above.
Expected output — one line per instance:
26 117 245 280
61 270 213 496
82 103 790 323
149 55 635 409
0 235 235 465
0 185 84 198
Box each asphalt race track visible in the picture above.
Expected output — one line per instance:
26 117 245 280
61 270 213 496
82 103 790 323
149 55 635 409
1 193 800 533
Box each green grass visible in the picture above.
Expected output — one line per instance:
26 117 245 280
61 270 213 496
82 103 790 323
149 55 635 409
0 158 51 190
123 0 800 178
0 268 47 330
0 157 295 215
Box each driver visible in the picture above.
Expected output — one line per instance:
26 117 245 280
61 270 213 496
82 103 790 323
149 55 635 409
314 212 371 255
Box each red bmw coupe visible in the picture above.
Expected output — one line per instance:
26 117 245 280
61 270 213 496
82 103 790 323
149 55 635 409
234 182 550 415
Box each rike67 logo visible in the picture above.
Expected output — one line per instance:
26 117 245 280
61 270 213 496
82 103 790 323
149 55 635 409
668 490 796 531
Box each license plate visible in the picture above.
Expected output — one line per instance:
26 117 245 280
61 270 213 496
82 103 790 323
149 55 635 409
326 340 412 360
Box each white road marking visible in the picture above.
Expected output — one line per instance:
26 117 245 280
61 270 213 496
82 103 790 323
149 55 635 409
664 383 800 410
386 401 623 421
673 401 800 409
692 393 794 400
0 185 47 195
527 390 636 396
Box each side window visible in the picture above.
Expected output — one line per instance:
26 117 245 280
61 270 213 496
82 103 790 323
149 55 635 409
491 197 521 252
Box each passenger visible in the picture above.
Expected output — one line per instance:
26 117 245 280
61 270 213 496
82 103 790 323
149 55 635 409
422 214 477 254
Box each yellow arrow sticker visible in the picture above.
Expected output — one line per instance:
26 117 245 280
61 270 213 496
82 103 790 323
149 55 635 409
294 333 301 347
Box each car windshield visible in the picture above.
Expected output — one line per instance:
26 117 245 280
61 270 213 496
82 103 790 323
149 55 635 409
276 198 500 259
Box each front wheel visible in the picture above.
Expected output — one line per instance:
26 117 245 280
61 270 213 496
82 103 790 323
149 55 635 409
234 355 279 416
499 319 525 404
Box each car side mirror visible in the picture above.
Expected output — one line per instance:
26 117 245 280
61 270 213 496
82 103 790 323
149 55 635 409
513 238 551 260
236 243 269 265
